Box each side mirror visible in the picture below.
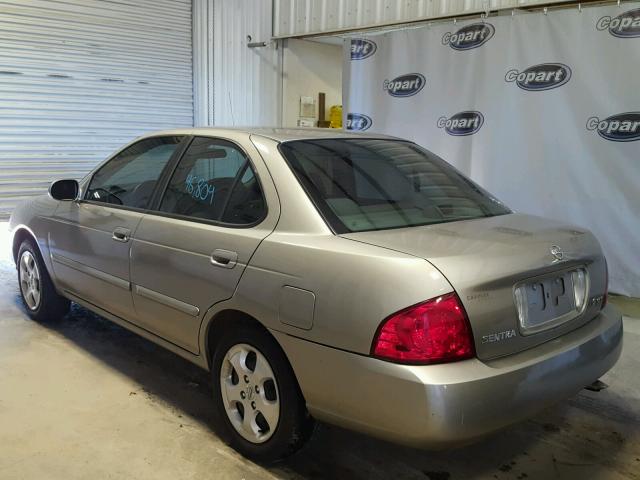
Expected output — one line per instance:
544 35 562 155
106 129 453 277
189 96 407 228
49 179 79 201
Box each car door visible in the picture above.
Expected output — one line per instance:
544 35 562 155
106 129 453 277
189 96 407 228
129 135 280 353
49 135 186 321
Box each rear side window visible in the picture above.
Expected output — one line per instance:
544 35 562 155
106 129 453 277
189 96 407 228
159 137 266 225
86 136 182 209
279 139 510 233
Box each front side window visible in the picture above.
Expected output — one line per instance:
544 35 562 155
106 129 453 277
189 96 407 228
279 139 510 233
86 136 183 209
159 137 266 225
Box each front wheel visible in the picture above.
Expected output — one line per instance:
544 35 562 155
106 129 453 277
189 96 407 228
17 240 70 322
211 323 314 462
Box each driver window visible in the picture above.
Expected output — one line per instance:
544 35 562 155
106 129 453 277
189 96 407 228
86 136 183 209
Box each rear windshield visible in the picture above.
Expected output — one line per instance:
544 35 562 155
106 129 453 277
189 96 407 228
279 139 510 233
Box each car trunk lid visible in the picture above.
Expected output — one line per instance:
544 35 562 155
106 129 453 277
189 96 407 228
341 213 608 360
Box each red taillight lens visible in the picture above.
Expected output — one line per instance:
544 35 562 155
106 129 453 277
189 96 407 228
372 292 475 365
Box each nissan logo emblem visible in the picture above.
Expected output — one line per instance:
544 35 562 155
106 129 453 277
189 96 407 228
550 245 564 261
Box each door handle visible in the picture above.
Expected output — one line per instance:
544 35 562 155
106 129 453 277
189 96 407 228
210 249 238 269
112 227 131 243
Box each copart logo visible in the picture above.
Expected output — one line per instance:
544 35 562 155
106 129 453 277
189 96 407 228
442 22 495 50
346 113 372 131
383 73 425 97
586 112 640 142
437 111 484 136
597 7 640 38
505 63 571 91
350 39 377 60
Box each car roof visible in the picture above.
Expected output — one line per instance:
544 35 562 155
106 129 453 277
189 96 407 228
142 127 400 143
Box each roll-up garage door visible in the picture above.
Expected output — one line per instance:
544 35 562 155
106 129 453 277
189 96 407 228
0 0 194 218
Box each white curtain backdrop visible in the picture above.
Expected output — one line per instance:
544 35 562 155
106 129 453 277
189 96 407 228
343 2 640 297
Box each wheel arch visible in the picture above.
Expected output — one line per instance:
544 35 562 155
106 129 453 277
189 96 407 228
204 309 278 369
202 308 308 403
12 226 38 265
12 225 61 293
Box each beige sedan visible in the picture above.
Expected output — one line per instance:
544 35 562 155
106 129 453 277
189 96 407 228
9 128 622 461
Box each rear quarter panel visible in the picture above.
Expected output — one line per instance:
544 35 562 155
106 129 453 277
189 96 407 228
230 233 454 354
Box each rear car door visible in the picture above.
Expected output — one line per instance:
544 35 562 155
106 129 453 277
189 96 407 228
129 135 279 353
49 136 186 321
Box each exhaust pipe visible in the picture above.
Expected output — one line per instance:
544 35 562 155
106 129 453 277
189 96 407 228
584 379 608 392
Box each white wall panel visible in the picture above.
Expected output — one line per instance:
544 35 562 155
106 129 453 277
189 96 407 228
274 0 595 37
0 0 194 218
213 0 281 126
282 39 342 127
193 0 214 126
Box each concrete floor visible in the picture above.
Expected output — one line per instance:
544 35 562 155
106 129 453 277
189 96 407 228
1 224 639 480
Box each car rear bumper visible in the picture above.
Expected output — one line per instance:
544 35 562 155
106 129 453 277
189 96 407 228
273 303 623 448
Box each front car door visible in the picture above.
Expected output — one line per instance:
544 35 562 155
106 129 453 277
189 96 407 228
49 135 186 320
129 135 280 354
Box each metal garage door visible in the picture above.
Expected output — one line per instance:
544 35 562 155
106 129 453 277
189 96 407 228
0 0 194 218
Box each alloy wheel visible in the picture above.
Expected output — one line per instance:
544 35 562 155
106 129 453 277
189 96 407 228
19 250 41 311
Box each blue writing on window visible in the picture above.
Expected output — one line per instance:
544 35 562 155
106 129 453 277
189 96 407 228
186 174 215 205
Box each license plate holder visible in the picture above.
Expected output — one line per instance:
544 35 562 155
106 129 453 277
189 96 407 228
517 272 576 334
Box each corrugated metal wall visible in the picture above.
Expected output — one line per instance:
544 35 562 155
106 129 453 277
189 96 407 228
273 0 588 37
213 0 281 126
0 0 194 218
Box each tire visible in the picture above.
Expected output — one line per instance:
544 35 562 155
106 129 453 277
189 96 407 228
211 322 315 462
17 239 70 322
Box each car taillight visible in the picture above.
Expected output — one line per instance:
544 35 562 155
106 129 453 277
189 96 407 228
371 292 475 365
602 258 608 309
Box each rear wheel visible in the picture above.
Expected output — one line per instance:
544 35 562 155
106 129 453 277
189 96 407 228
211 323 314 462
17 240 70 322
